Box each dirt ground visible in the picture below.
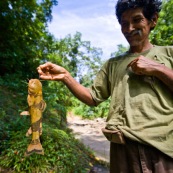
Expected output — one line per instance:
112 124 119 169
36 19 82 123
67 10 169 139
67 113 110 173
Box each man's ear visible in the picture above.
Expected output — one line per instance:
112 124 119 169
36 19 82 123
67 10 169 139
150 13 159 28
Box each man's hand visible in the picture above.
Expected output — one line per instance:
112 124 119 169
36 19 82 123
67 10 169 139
37 62 68 81
127 55 163 76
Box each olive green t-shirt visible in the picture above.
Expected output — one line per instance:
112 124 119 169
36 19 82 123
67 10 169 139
89 46 173 158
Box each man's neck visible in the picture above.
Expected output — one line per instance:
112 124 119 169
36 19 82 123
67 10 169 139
129 42 153 54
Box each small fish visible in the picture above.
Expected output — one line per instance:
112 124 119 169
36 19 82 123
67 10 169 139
20 79 46 156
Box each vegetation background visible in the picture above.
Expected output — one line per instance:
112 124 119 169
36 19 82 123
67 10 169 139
0 0 172 172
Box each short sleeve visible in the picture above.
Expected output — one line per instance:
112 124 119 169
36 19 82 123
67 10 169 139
89 61 111 106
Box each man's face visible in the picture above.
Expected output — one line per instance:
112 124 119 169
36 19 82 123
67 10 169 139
120 8 153 47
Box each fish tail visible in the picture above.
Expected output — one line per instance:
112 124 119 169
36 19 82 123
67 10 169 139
25 139 44 156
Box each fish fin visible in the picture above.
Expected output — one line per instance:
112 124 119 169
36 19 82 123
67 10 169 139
33 100 46 112
40 100 46 112
25 141 44 156
26 127 32 137
20 111 30 116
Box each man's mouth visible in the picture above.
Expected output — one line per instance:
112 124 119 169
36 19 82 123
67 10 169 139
125 30 142 37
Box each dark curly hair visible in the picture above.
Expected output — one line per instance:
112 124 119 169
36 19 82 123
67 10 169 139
116 0 162 23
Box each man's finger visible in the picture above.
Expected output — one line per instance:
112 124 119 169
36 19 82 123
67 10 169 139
39 74 52 80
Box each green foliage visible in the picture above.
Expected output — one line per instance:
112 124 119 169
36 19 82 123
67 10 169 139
0 0 57 79
0 83 29 155
150 0 173 45
46 32 103 82
0 126 94 173
73 99 110 119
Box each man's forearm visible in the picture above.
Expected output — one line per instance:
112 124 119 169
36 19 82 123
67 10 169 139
62 73 96 106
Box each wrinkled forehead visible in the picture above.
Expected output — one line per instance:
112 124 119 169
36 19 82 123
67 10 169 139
121 7 144 22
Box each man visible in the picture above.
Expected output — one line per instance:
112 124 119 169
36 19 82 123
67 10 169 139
37 0 173 172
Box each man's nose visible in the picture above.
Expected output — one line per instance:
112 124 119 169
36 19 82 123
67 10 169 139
125 23 135 33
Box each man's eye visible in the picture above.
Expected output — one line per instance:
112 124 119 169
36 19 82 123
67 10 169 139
133 18 142 23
